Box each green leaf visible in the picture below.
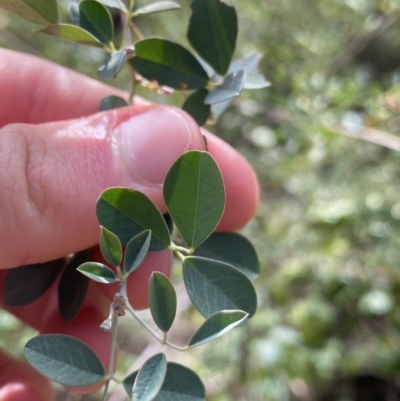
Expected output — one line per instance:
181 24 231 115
95 0 127 11
124 230 152 274
194 233 260 279
4 258 64 306
130 39 209 90
99 95 128 111
205 70 245 105
183 256 257 318
189 310 248 347
98 50 126 79
79 0 113 46
187 0 237 75
182 88 210 126
149 272 177 332
0 0 58 25
58 251 90 322
24 334 105 386
36 24 104 48
96 187 170 250
163 151 225 249
132 353 167 401
77 262 116 284
124 363 205 400
100 226 122 267
133 1 180 16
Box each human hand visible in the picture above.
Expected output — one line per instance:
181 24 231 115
0 48 259 401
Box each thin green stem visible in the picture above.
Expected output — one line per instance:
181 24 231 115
129 21 145 40
128 65 137 105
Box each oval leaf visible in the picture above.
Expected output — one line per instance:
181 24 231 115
24 334 105 386
100 226 122 267
99 95 128 111
77 262 116 284
182 88 210 126
131 39 209 90
96 187 171 250
0 0 58 25
132 353 167 401
4 258 64 306
189 310 248 347
95 0 127 11
79 0 113 46
193 233 260 279
163 151 225 249
187 0 237 75
183 256 257 318
36 24 104 48
98 50 126 80
58 251 90 322
149 272 177 332
124 230 152 274
205 70 245 105
124 363 205 400
133 1 180 16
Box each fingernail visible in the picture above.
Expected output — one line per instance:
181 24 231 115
0 383 44 401
112 107 196 186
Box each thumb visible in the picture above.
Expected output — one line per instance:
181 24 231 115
0 105 204 269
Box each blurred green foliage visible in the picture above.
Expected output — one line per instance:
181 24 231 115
3 0 400 400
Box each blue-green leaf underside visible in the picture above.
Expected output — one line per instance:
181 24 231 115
132 353 167 401
99 95 128 111
163 151 225 249
24 334 105 386
95 0 127 11
79 0 114 45
96 187 170 250
4 258 65 306
182 88 210 126
0 0 58 25
124 362 205 400
100 226 122 267
130 39 209 90
194 233 260 279
77 262 116 284
205 70 245 105
133 1 180 16
189 310 248 347
149 272 177 332
187 0 238 75
98 50 126 79
36 24 104 48
124 230 152 274
183 256 257 318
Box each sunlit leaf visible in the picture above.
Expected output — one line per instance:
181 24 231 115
124 363 205 400
99 95 128 111
24 334 105 386
0 0 58 25
96 187 170 250
149 272 177 332
194 233 260 279
77 262 116 284
95 0 127 11
4 258 64 306
98 50 126 79
79 0 113 46
131 39 209 90
182 88 210 126
164 151 225 249
189 310 248 347
58 251 90 322
132 353 167 401
36 24 104 48
183 256 257 318
124 230 151 274
133 1 180 16
205 70 245 104
187 0 237 75
100 226 122 267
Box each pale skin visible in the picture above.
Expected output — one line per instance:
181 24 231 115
0 49 259 401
